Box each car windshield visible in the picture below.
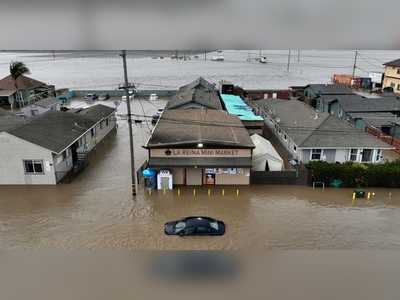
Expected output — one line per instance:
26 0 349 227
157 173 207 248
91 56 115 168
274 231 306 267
174 221 186 233
209 222 219 231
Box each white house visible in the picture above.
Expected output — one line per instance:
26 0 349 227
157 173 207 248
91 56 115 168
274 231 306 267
0 104 116 185
254 99 392 164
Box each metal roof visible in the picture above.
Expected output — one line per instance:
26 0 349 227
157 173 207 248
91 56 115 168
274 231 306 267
220 94 263 121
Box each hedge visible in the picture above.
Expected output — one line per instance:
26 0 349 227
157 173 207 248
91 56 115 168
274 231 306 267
306 160 400 188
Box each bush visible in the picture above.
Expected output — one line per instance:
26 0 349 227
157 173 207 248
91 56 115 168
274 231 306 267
306 160 400 188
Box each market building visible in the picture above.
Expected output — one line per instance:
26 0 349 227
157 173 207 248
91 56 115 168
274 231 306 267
145 109 255 186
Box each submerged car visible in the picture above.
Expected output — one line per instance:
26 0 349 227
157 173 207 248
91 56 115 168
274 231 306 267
164 217 225 236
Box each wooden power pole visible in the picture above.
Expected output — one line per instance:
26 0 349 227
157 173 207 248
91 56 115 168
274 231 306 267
352 50 358 78
120 50 137 196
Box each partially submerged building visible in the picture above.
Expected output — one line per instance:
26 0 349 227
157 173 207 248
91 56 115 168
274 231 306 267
0 104 116 185
0 75 55 109
145 109 255 186
257 99 391 164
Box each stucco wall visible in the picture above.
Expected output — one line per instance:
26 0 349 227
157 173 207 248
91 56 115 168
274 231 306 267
0 132 56 185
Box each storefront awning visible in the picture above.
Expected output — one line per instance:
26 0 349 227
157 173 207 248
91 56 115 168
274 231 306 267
148 157 252 168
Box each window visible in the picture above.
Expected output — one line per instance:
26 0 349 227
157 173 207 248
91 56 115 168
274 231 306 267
100 120 105 129
293 145 297 152
375 149 382 162
106 118 109 126
397 84 400 91
391 82 396 88
311 149 322 160
283 134 287 141
361 149 373 162
91 128 95 138
397 68 400 75
349 149 358 161
31 109 39 116
62 151 67 160
23 160 44 175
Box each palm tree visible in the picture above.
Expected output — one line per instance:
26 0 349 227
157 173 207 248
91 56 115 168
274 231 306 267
9 61 30 109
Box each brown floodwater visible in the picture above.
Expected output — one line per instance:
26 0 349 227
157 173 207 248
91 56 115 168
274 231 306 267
1 98 400 250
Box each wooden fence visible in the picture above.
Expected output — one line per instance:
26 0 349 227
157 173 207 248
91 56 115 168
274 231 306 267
367 127 400 154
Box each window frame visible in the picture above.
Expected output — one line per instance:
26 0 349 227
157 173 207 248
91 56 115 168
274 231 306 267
349 149 358 162
310 149 323 161
23 159 45 175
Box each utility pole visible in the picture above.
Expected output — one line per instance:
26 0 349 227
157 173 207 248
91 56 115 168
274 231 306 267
204 50 207 61
352 50 358 78
297 49 300 63
52 50 56 61
287 49 291 72
120 50 137 196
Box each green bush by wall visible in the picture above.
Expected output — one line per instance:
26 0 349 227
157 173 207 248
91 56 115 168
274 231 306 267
306 160 400 187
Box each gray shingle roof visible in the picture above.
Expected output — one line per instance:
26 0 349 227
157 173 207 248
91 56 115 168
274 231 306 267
258 99 391 149
75 104 116 121
7 104 115 153
384 58 400 67
146 109 254 148
348 112 400 128
166 77 222 110
0 108 25 132
306 84 353 95
321 94 400 113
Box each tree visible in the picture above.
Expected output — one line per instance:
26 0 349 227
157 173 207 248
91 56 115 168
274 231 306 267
9 61 30 109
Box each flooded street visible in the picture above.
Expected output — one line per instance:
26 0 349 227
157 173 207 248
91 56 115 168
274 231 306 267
1 98 400 250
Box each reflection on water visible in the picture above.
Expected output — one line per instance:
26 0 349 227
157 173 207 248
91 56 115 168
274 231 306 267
1 99 400 250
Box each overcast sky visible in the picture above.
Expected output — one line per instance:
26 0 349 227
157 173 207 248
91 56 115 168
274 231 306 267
1 0 399 49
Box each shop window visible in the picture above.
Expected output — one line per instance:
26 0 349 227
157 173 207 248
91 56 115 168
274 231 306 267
311 149 322 160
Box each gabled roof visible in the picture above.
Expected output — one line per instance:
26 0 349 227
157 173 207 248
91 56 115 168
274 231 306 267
259 99 390 149
0 75 47 91
383 58 400 67
305 84 353 95
166 77 222 110
7 104 115 153
178 77 216 92
321 94 400 113
146 109 255 148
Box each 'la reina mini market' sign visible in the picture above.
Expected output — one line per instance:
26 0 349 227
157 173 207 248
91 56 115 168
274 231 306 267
151 148 251 157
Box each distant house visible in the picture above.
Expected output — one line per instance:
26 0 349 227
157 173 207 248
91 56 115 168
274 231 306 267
303 84 353 108
19 97 61 117
0 75 55 109
0 104 116 185
166 77 223 110
256 99 391 164
382 58 400 94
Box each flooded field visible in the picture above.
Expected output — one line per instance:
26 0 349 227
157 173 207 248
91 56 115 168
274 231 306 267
1 97 400 250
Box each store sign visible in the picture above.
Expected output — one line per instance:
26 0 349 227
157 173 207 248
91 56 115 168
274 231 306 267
151 148 251 158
